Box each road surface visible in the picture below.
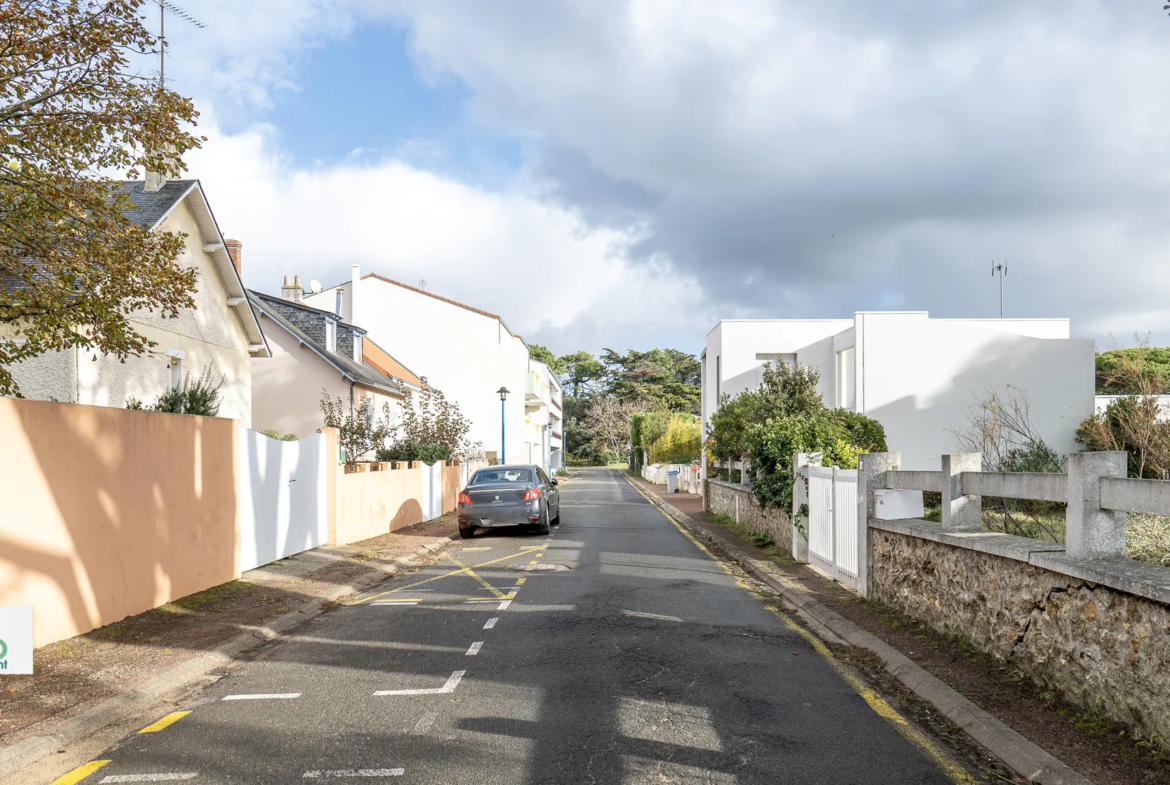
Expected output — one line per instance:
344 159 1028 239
57 469 964 784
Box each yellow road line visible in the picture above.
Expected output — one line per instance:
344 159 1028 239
351 551 524 604
620 474 973 784
51 760 110 785
138 710 191 733
517 578 527 585
445 553 506 598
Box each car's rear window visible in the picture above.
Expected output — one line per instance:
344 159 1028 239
471 468 534 485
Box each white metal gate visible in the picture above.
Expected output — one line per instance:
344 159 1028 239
806 466 862 592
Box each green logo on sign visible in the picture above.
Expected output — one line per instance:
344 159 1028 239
0 638 7 660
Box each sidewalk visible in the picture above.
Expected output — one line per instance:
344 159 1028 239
631 475 1170 785
0 516 460 780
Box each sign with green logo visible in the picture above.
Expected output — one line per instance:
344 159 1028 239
0 607 33 674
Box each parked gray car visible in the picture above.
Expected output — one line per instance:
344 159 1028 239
457 464 561 539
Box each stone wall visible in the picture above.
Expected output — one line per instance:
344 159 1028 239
872 528 1170 746
707 480 793 558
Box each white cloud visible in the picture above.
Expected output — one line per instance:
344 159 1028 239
187 115 707 353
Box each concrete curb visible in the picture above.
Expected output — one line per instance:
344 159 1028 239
636 482 1094 785
0 535 457 782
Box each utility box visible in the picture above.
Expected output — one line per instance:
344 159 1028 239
666 470 679 494
873 489 925 520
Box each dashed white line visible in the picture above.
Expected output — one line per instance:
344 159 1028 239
303 769 405 778
411 712 438 735
371 601 420 606
222 693 301 701
483 618 498 629
373 670 466 697
465 641 483 656
497 600 512 610
100 775 199 783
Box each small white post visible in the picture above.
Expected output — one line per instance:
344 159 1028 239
792 452 811 563
1066 451 1128 559
942 453 982 532
858 452 900 599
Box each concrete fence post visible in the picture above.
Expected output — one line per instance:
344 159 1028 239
1066 451 1128 559
858 452 900 599
792 453 811 563
942 453 982 532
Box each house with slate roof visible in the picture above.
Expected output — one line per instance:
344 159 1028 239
249 281 422 440
6 178 269 425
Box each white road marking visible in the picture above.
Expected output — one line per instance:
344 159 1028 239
222 693 301 701
465 641 483 656
373 670 466 696
371 601 420 606
497 599 512 610
411 712 438 735
483 618 498 629
100 775 199 783
461 547 491 551
463 599 500 604
303 769 405 778
621 609 684 623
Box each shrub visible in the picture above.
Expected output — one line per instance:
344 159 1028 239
124 368 224 416
1078 349 1170 479
319 390 392 466
260 429 297 441
648 413 701 464
376 441 451 465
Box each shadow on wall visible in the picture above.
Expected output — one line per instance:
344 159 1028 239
865 335 1094 471
0 398 238 647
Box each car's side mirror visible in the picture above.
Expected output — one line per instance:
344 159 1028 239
550 478 559 486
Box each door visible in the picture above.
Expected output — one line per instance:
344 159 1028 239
537 466 558 517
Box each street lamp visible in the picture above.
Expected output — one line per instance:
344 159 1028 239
497 387 509 464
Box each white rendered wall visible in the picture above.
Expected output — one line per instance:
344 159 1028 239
237 428 328 572
306 276 530 463
854 313 1094 470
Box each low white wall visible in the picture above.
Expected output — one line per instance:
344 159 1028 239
237 429 329 572
1095 395 1170 421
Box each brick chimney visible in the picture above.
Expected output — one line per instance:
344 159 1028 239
225 239 242 275
281 275 304 303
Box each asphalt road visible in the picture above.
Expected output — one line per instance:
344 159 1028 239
62 469 962 784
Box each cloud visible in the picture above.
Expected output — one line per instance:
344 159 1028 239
187 116 707 354
172 0 1170 353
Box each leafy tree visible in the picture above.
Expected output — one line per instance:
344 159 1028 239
1096 346 1170 394
382 378 478 462
647 413 701 464
319 390 393 467
528 343 565 375
1079 351 1170 479
0 0 204 395
559 350 607 397
601 348 700 413
582 394 646 460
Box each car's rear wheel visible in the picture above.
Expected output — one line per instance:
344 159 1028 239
536 508 551 535
459 524 476 539
550 505 561 526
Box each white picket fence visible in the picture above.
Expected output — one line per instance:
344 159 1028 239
803 464 863 593
641 462 701 492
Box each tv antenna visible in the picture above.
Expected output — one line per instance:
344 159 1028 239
156 1 205 87
991 261 1007 318
418 278 428 291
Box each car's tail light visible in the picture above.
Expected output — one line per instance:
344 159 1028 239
458 492 473 504
522 487 541 502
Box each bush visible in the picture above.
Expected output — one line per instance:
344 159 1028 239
648 413 700 464
124 368 224 416
747 412 872 512
376 441 451 465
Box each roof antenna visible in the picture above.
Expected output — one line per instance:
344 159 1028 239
991 260 1007 318
156 0 205 88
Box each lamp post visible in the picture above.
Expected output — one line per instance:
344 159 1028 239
497 387 509 464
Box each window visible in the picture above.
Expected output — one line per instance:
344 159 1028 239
363 398 373 426
353 333 363 362
471 468 534 485
836 347 855 410
715 355 721 400
167 349 185 392
536 467 550 485
325 319 336 352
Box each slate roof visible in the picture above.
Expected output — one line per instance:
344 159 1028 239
114 179 198 228
248 290 403 395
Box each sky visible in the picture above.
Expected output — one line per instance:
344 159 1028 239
157 0 1170 358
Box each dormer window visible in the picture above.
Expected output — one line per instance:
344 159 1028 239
353 333 363 363
326 319 336 352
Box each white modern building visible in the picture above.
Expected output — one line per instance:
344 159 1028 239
303 266 554 473
703 312 1095 471
526 360 565 473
